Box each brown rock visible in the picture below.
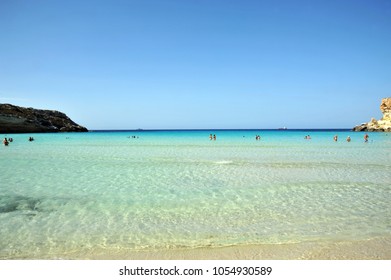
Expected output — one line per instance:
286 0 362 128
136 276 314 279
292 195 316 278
380 98 391 114
353 97 391 132
0 104 88 133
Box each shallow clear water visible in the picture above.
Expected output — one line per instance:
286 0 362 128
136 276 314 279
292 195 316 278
1 130 390 258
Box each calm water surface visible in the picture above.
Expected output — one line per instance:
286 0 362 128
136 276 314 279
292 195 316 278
1 130 390 258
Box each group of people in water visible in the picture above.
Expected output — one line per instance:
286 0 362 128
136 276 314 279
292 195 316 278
205 133 371 143
2 137 34 146
2 137 13 146
332 133 369 143
209 134 217 140
304 133 370 142
303 134 369 143
1 133 373 146
206 133 370 143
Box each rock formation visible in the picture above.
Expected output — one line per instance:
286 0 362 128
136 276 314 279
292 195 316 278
0 104 88 133
353 97 391 132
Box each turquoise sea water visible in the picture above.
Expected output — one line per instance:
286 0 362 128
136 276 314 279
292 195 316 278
0 130 390 259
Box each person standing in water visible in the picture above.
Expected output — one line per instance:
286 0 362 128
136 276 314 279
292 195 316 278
334 135 338 142
346 136 351 142
3 138 9 146
364 133 369 143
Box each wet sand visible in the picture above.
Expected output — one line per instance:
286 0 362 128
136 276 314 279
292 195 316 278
47 237 391 260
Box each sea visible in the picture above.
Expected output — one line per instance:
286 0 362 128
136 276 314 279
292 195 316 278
0 129 390 259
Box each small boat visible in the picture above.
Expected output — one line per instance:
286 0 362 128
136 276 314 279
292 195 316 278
278 127 287 130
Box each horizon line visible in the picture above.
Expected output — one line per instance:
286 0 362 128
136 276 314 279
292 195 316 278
88 128 352 132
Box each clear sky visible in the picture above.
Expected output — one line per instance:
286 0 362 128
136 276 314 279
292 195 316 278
0 0 390 129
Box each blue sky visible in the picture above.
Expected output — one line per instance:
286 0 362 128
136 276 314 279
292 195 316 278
0 0 390 129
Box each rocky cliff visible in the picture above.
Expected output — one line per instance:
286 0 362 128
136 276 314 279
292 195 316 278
0 104 88 133
353 98 391 132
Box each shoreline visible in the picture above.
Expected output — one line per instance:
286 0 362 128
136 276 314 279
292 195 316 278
77 238 391 260
7 237 391 260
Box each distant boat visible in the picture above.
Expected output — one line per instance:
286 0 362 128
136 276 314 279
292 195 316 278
278 127 287 130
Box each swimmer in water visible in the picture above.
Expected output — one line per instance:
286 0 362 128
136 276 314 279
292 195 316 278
3 138 9 146
364 133 369 143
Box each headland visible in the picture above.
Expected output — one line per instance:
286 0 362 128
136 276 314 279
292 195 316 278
353 97 391 132
0 103 87 133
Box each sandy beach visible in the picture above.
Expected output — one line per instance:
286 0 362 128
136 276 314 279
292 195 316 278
25 237 388 260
